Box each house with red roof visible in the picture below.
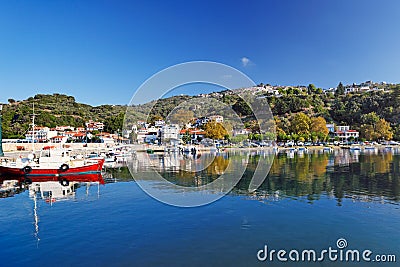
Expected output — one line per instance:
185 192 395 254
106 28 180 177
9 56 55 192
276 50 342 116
335 126 359 140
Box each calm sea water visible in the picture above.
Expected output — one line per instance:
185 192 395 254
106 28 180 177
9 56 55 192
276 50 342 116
1 150 399 266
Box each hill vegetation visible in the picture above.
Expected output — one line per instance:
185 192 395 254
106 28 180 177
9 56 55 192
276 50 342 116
2 82 400 141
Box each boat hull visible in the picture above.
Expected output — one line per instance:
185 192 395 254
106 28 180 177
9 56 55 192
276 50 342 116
0 160 104 177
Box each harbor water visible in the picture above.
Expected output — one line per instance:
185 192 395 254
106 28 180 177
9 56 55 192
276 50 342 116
0 149 399 266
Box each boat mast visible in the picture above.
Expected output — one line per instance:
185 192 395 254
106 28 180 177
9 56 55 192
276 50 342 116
31 103 36 153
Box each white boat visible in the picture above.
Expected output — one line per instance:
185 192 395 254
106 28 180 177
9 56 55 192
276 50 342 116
349 145 361 151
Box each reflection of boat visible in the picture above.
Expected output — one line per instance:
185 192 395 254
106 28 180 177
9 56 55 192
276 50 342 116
1 173 105 244
323 146 334 152
297 147 308 153
363 146 378 153
0 173 104 186
28 174 104 201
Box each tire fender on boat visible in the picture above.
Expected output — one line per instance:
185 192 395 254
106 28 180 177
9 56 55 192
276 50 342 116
60 179 69 186
60 164 69 172
22 166 32 174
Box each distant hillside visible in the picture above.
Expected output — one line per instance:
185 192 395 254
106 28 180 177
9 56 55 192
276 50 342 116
2 82 400 140
2 94 128 138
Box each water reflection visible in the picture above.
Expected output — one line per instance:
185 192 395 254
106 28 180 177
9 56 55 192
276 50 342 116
126 149 400 205
237 151 400 205
0 174 105 200
0 174 105 244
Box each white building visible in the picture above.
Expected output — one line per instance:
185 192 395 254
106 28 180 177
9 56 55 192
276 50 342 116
161 124 180 142
25 127 57 142
85 120 104 131
55 126 75 131
335 126 359 140
145 127 160 144
154 120 165 128
136 128 148 144
209 115 224 123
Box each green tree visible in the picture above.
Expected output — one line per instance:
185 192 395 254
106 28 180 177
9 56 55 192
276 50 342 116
290 112 311 136
375 118 393 140
181 130 191 144
336 82 345 96
204 121 228 140
310 117 329 140
360 124 378 141
104 113 124 133
169 109 194 126
232 99 252 117
307 84 316 94
230 134 247 144
148 114 163 125
361 112 379 125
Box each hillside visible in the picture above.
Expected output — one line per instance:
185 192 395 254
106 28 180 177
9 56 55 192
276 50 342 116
2 83 400 141
2 94 127 138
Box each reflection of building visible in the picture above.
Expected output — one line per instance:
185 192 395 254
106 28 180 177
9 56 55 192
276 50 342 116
0 179 23 198
29 181 77 201
334 150 359 166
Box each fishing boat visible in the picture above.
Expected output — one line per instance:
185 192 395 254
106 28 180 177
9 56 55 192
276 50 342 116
0 104 104 177
0 152 104 177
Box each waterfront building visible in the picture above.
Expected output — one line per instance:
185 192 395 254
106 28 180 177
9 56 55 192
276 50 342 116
335 126 359 141
25 127 57 142
161 124 180 143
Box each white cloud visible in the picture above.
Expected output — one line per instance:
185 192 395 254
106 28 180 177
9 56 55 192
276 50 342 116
241 57 251 67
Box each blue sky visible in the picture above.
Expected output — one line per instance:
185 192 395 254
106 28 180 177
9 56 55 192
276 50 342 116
0 0 400 105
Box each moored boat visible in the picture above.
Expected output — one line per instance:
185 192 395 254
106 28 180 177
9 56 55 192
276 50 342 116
349 145 361 151
0 148 104 177
0 159 104 177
